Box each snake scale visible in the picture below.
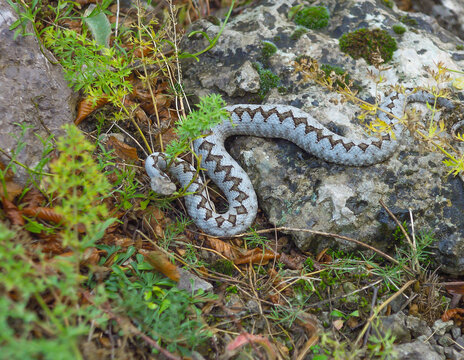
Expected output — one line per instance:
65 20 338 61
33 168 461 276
145 90 454 236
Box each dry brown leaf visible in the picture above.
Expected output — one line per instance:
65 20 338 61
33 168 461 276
279 252 304 270
2 196 25 225
225 333 277 360
444 282 464 295
0 180 23 201
81 247 101 266
74 95 109 125
234 248 280 265
442 308 464 322
332 319 344 330
22 207 64 224
143 250 180 282
106 136 138 161
208 236 242 260
316 248 332 263
21 189 45 208
0 161 15 180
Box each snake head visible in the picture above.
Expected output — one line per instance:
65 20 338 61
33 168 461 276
145 153 177 196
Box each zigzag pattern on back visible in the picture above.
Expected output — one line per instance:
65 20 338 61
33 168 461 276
145 90 454 237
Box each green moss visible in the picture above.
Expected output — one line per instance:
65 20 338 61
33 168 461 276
392 24 406 35
261 40 277 59
381 0 394 8
253 62 280 99
293 6 330 30
339 28 398 64
320 64 351 88
211 259 235 276
456 44 464 51
291 26 308 40
399 15 418 26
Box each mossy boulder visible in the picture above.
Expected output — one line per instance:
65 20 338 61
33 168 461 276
339 28 397 64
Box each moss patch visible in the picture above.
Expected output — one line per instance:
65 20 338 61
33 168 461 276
291 26 308 41
392 24 406 35
261 40 277 59
339 28 397 65
253 62 280 99
293 6 330 30
399 15 418 26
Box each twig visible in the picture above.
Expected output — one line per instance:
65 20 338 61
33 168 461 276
235 226 412 272
355 279 416 344
362 285 378 347
379 199 413 249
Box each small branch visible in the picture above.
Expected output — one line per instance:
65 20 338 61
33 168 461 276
235 226 412 272
355 279 416 345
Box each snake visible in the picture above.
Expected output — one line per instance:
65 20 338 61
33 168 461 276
145 90 454 236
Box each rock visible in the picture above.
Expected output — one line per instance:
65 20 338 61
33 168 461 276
0 0 77 185
392 340 445 360
378 312 411 343
177 268 213 293
451 326 461 339
433 319 454 336
409 0 464 41
405 315 433 339
437 334 454 347
455 336 464 348
444 346 464 360
181 0 464 274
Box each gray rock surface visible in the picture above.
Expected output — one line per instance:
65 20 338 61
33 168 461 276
410 0 464 41
181 0 464 274
392 340 445 360
177 268 213 293
0 0 77 185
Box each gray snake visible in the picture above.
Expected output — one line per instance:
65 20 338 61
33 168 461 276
145 91 454 236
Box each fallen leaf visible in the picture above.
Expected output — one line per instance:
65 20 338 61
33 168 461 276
22 207 64 224
81 247 101 266
74 95 109 125
234 248 280 265
21 188 45 208
442 308 464 322
208 236 243 260
143 250 180 282
0 180 23 201
332 319 344 330
2 196 24 225
106 136 138 161
444 282 464 295
225 333 277 360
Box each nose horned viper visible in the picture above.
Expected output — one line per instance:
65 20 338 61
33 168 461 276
145 91 454 236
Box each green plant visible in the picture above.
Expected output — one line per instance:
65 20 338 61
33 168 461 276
399 15 418 26
6 0 42 39
83 2 112 47
0 125 116 359
105 253 214 355
339 28 398 65
261 40 278 59
392 24 406 35
254 62 281 99
456 44 464 51
291 26 308 40
165 94 229 161
43 27 133 104
292 6 330 30
46 124 115 252
381 0 394 8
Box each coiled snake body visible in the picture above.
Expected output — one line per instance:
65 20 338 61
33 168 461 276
146 91 453 236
